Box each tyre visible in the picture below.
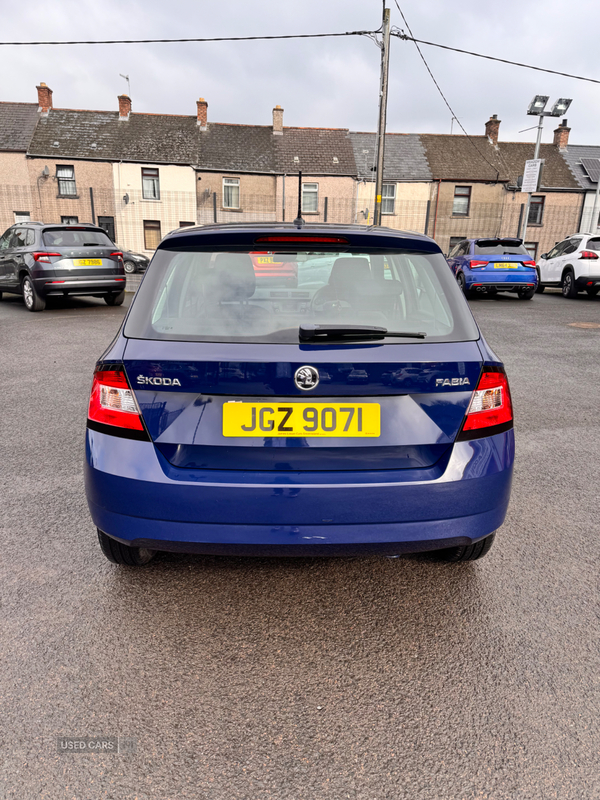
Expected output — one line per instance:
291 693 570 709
104 290 125 306
518 287 535 300
436 532 496 562
561 269 578 298
97 529 156 566
22 275 46 312
535 270 545 293
456 272 470 297
123 260 137 274
586 286 599 297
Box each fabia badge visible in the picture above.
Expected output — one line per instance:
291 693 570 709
436 377 470 387
137 375 181 386
294 366 319 391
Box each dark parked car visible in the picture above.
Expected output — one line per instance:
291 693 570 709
118 247 149 274
0 222 126 311
85 222 514 567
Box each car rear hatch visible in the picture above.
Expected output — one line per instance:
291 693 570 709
121 231 483 473
41 227 123 281
470 238 536 274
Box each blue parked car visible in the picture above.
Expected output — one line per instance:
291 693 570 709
446 237 537 299
84 223 514 566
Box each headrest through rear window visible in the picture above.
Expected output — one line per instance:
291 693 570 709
329 257 371 287
210 253 256 301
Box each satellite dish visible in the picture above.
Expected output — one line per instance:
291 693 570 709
123 193 130 204
42 166 49 177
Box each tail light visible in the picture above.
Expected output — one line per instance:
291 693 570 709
579 251 599 260
469 260 488 268
33 252 61 263
522 260 536 267
88 366 145 433
110 251 124 261
457 368 513 441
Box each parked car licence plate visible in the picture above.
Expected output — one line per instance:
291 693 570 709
223 402 381 437
74 259 102 266
493 263 518 269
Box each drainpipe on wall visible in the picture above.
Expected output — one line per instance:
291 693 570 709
432 180 442 241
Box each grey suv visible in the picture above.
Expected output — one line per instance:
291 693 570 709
0 222 126 312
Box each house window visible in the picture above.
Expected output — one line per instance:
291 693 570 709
142 168 160 200
382 184 396 214
61 216 79 224
302 183 319 213
452 186 471 216
14 211 30 223
223 178 240 209
524 242 538 260
179 221 195 228
143 220 161 250
56 165 76 196
528 196 545 225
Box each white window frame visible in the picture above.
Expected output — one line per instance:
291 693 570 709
381 183 396 215
223 177 240 209
301 182 319 213
14 211 30 224
61 216 79 224
142 168 160 201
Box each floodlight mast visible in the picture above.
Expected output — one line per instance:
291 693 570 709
520 95 573 242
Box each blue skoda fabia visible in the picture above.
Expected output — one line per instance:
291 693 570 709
84 223 514 566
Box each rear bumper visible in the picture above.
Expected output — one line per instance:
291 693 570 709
36 276 125 296
85 428 514 556
466 273 537 290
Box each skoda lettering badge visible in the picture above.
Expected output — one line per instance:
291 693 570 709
294 366 319 391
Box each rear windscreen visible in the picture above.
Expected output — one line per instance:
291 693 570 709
124 249 479 344
473 240 529 256
42 229 114 247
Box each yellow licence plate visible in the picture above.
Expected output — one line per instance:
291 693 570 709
74 258 102 266
223 402 380 437
255 257 275 264
493 263 518 269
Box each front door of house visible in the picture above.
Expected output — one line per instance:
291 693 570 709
97 216 116 243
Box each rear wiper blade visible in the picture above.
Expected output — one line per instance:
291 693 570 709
299 324 427 341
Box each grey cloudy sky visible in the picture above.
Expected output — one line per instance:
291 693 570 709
1 0 599 147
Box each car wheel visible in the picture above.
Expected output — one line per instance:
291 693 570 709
104 290 125 306
22 275 46 312
456 272 470 296
518 287 535 300
586 286 599 297
436 532 496 562
535 269 545 293
97 529 156 566
123 260 137 274
561 269 578 298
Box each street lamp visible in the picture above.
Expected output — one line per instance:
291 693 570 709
521 95 573 240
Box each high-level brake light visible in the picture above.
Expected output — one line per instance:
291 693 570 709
458 369 513 440
255 236 348 244
88 366 144 431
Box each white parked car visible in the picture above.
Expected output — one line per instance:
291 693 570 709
537 234 600 298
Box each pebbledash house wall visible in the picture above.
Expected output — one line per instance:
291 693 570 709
196 171 278 223
112 162 197 253
275 175 356 223
355 180 431 230
0 152 36 232
26 156 116 229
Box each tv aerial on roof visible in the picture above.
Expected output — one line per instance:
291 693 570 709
119 73 131 97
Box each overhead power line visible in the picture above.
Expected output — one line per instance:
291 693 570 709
0 30 377 46
392 1 502 179
393 32 600 85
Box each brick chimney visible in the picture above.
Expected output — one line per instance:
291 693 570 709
37 83 53 114
553 119 570 150
273 105 284 135
197 98 208 130
118 94 131 121
485 114 500 146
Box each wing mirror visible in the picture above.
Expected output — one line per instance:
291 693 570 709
540 253 548 260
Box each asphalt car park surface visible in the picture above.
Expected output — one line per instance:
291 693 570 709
1 288 600 799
